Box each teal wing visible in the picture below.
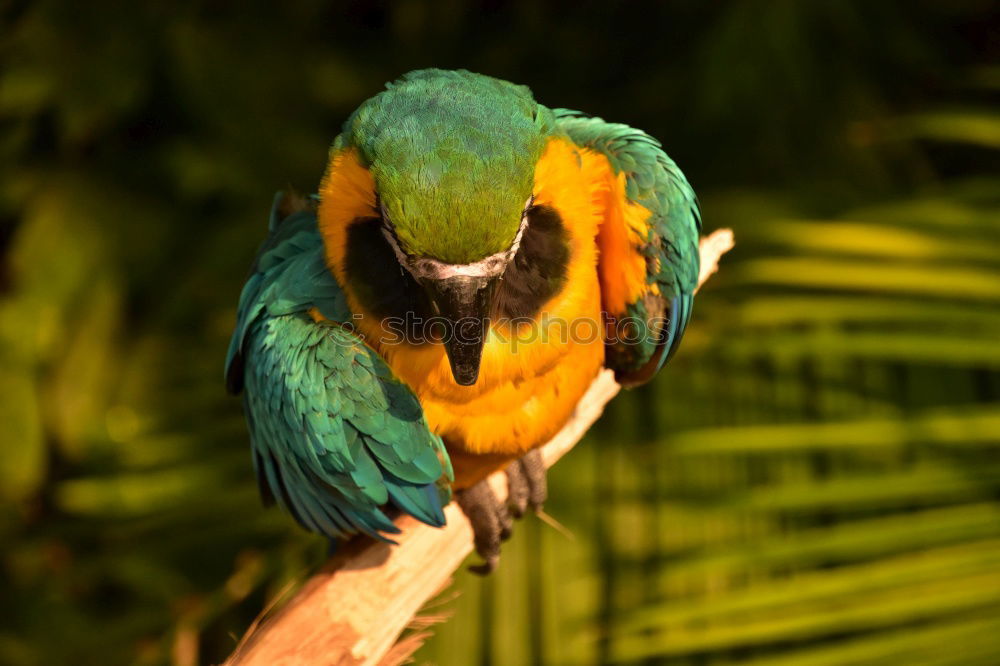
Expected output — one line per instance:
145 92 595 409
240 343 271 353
225 194 452 541
554 109 702 386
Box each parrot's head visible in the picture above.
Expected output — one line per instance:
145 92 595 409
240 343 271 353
338 69 558 385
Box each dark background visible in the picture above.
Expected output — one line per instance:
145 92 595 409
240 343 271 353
2 1 999 664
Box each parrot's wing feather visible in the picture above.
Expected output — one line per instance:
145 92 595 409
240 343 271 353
554 109 701 385
225 194 452 541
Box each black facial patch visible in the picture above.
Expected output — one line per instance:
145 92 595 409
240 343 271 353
493 205 570 320
343 218 434 333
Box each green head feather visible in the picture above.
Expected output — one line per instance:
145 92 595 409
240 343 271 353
342 69 557 264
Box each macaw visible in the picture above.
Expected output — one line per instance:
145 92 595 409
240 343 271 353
225 69 700 572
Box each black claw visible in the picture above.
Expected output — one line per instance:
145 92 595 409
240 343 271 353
468 557 499 576
498 504 514 541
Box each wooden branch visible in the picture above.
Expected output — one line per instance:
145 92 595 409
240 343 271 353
696 228 735 293
226 229 734 666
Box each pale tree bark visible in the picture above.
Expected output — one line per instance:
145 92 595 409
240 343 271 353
225 229 735 666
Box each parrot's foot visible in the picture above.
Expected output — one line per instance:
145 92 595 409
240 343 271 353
505 448 547 517
456 449 548 575
455 480 511 575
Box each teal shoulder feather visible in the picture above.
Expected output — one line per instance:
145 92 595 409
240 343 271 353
553 110 702 385
225 194 452 541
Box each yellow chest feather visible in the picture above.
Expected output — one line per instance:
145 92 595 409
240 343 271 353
318 138 633 464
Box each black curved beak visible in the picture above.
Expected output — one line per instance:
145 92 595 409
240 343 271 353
421 275 499 386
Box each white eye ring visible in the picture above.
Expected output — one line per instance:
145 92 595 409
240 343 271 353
523 195 535 219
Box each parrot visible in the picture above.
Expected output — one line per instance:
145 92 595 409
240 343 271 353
225 69 700 572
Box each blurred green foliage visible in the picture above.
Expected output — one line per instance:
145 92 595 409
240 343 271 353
1 1 998 664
